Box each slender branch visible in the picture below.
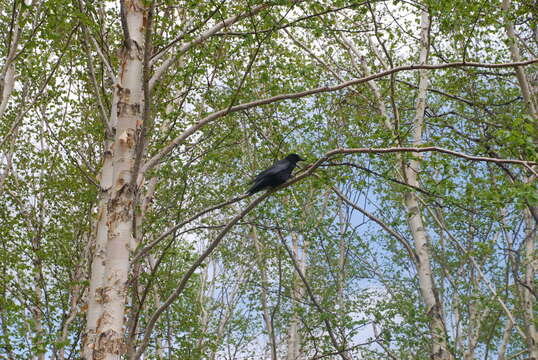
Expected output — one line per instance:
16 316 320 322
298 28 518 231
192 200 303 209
141 58 538 175
131 143 535 356
76 4 112 136
311 147 537 167
132 193 249 263
0 25 79 149
75 0 116 82
213 1 373 37
149 4 269 90
286 28 355 89
309 338 379 360
331 186 418 265
150 2 222 66
133 191 272 359
137 145 535 263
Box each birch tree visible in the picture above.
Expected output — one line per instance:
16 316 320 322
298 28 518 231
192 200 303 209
1 1 536 359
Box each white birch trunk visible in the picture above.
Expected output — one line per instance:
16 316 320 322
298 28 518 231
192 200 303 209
351 9 452 358
463 271 489 360
0 60 16 118
0 126 17 196
252 227 277 360
286 232 300 360
522 207 538 359
92 1 146 358
337 199 346 308
195 255 210 353
0 4 22 197
453 295 462 354
81 3 120 348
209 271 247 360
401 10 452 359
32 262 44 360
149 254 166 359
0 5 21 118
336 200 349 357
501 0 538 120
287 231 306 360
497 318 513 360
83 139 114 359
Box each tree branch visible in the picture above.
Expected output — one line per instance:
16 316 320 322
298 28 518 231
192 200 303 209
141 58 538 175
331 186 418 265
149 3 269 90
310 147 537 168
133 190 272 359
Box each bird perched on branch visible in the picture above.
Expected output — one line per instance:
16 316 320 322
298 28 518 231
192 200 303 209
247 154 306 195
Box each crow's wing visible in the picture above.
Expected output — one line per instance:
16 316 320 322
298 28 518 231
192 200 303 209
249 159 290 184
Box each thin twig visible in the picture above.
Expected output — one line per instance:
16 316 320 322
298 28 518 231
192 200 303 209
332 186 418 264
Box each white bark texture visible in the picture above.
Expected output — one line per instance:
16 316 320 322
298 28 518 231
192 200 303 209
338 200 346 309
287 231 307 360
497 318 513 360
401 10 452 360
0 8 20 118
252 227 277 360
501 0 538 120
90 1 146 358
523 207 538 359
83 140 114 359
352 8 452 358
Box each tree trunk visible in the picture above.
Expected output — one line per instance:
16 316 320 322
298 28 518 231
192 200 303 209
0 3 21 118
349 7 452 357
209 271 247 360
287 230 306 360
401 10 452 359
497 318 513 360
91 1 147 358
252 227 277 360
500 1 538 356
83 139 114 359
522 207 538 359
337 199 346 309
501 0 538 120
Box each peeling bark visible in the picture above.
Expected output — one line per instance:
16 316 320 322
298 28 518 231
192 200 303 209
83 140 114 359
90 1 147 359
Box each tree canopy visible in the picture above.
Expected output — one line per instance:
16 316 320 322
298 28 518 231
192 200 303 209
0 0 536 359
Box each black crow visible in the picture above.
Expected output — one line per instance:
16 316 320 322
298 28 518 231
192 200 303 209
247 154 306 195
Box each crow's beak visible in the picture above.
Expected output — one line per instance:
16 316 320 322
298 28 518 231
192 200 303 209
298 156 306 162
